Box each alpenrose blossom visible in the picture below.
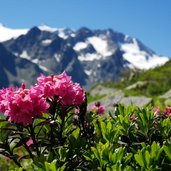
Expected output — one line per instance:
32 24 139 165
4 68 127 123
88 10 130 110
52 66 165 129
35 71 85 106
0 86 14 113
91 102 105 115
164 106 171 116
5 157 10 161
26 138 33 147
153 106 161 116
0 84 49 126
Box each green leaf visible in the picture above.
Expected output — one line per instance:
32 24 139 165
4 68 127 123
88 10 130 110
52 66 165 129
57 164 66 171
134 153 144 167
58 147 67 162
83 152 93 161
109 153 116 163
116 147 124 162
124 153 133 164
72 128 79 140
151 141 162 162
99 121 107 141
33 155 44 168
49 160 57 171
145 151 150 167
163 145 171 160
91 146 100 161
45 160 57 171
45 161 50 171
106 121 112 132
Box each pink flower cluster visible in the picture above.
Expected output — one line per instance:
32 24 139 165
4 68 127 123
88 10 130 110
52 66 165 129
0 71 85 125
35 71 85 106
0 84 49 126
91 102 105 115
164 106 171 116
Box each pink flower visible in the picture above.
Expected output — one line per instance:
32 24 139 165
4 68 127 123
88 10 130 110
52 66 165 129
153 107 161 116
0 84 49 126
91 102 105 115
5 157 10 161
130 113 136 121
36 71 85 106
0 86 14 113
164 106 171 116
36 74 57 98
74 108 79 114
26 138 33 147
18 156 23 160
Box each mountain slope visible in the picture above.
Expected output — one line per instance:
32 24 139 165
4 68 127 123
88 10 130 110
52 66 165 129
0 43 45 88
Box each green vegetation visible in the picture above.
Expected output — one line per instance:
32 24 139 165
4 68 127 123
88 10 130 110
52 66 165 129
100 60 171 97
1 104 171 170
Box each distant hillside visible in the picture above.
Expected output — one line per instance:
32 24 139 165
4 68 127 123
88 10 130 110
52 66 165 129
100 60 171 97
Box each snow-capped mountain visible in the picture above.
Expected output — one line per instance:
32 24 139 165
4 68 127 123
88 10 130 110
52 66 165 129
0 24 169 88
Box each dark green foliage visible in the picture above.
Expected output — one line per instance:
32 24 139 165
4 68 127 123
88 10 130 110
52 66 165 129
1 103 171 170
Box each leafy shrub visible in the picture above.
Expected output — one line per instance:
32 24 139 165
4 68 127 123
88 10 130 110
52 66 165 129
0 72 171 170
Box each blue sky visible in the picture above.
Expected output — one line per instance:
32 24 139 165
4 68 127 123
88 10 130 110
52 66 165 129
0 0 171 57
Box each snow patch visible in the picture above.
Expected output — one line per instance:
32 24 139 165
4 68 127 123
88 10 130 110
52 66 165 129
39 65 49 72
31 58 49 72
121 38 140 54
78 53 103 61
58 29 68 39
38 25 68 39
19 51 50 72
71 33 76 37
0 23 28 42
42 39 52 45
73 42 88 51
85 70 92 76
38 25 70 39
54 54 61 62
97 63 101 68
20 51 31 60
13 52 19 56
38 25 58 32
32 59 39 64
121 39 169 69
88 36 115 56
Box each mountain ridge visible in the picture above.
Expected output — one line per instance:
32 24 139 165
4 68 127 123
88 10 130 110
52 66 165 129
0 24 170 88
